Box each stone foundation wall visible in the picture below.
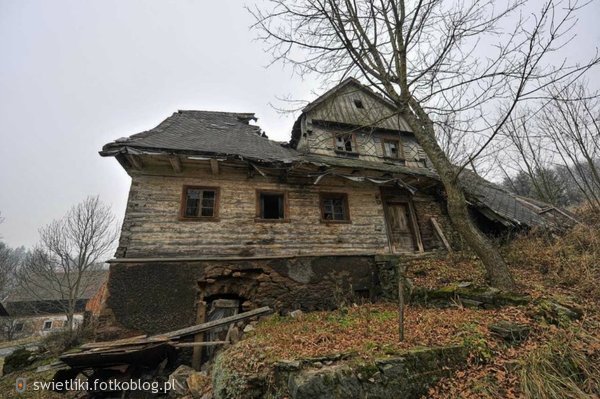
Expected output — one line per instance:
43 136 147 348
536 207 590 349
105 255 379 334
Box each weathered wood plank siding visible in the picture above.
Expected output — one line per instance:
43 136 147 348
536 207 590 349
117 165 396 258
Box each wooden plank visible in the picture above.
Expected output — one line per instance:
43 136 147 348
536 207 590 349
80 334 154 349
407 201 424 253
160 306 272 339
126 154 143 170
430 217 452 252
174 341 228 348
192 295 206 370
169 156 182 173
210 159 220 175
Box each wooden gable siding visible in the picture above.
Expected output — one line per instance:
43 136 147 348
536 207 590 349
306 83 412 132
117 165 393 258
298 124 428 167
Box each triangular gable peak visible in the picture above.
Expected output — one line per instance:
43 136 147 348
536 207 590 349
304 78 413 133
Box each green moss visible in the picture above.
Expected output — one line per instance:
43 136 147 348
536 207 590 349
353 360 379 377
212 353 250 399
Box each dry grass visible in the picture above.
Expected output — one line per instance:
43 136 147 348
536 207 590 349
519 329 600 399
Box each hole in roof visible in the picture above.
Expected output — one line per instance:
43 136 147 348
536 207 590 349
353 99 364 109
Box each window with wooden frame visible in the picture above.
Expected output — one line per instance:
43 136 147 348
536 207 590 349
383 139 404 159
180 186 219 220
320 193 350 223
256 190 288 222
43 320 52 330
334 133 356 153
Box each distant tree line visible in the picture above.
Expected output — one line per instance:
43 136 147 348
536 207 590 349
497 82 600 211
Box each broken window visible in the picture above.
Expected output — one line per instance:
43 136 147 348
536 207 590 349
14 322 24 332
181 186 219 219
320 193 350 222
353 99 364 109
383 139 403 159
335 134 355 153
43 320 52 330
258 191 286 220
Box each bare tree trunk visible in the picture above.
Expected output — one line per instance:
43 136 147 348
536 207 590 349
404 105 516 290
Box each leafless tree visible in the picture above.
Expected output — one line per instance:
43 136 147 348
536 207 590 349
0 243 18 300
497 81 600 210
250 0 599 290
18 196 117 332
498 111 567 205
540 82 600 211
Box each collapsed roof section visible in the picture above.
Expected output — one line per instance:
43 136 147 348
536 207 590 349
100 109 575 231
100 110 299 163
460 170 578 230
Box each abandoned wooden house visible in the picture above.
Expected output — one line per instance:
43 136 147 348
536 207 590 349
99 78 572 334
0 271 108 339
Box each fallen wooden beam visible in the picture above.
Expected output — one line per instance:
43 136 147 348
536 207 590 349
79 335 166 350
430 217 452 252
160 306 272 340
174 341 229 348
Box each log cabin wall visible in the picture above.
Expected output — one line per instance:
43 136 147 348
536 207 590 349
115 160 453 259
117 162 394 258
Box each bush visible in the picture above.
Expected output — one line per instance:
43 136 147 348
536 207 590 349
3 348 36 374
505 214 600 302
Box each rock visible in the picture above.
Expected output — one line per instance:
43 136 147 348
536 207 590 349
243 324 255 333
489 321 530 343
169 365 195 395
414 284 531 308
187 371 212 399
275 360 302 371
289 310 304 319
312 361 323 368
458 298 483 308
228 326 241 344
536 298 583 324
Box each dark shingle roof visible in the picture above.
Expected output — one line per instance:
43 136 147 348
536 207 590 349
460 170 575 229
5 270 108 303
101 111 299 162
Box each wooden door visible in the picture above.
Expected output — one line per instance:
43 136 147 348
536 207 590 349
205 299 239 358
386 202 416 252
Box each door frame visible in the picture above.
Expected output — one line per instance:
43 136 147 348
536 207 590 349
380 187 424 253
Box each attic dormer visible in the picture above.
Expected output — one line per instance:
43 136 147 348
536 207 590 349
290 78 429 168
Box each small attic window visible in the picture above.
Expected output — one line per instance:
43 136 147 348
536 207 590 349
353 99 364 109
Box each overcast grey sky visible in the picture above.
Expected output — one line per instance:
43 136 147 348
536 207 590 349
0 0 320 248
1 0 599 249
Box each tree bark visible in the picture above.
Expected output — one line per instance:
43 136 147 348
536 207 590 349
402 104 517 291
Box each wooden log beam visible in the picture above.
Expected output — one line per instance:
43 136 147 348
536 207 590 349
160 306 272 340
408 201 425 253
169 156 182 173
431 217 452 252
126 154 143 170
210 159 220 175
174 341 228 348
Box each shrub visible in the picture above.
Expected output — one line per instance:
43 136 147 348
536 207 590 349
3 348 35 374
